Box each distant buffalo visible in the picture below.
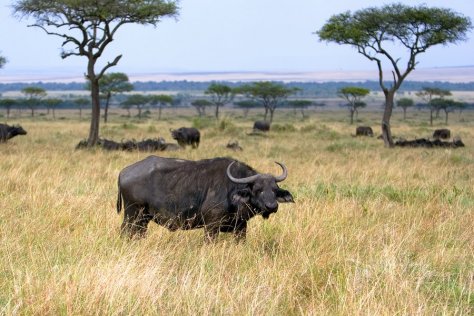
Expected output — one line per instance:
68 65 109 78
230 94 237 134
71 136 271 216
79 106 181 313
0 123 27 143
355 126 374 137
433 129 451 140
170 127 200 148
395 137 465 148
253 120 270 132
226 140 243 151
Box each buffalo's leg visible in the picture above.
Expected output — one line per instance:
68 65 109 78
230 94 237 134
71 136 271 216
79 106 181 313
204 226 219 243
121 204 151 238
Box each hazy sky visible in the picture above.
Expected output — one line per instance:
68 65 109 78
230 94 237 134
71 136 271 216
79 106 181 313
0 0 473 80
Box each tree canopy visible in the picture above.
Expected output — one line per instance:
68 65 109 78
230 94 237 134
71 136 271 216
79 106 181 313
317 3 472 146
338 86 370 124
238 81 298 122
205 83 234 119
0 54 6 69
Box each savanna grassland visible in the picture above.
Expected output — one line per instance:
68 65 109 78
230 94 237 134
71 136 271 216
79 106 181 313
1 107 473 315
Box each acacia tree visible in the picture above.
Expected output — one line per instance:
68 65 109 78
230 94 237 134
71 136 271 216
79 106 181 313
416 87 452 125
397 97 414 120
288 100 312 119
317 4 472 147
338 87 370 124
191 99 211 117
121 94 149 119
74 98 89 119
430 98 463 125
205 83 234 119
21 86 47 117
238 82 297 123
150 94 173 120
44 98 62 119
13 0 179 146
0 98 17 118
99 72 133 123
233 100 260 118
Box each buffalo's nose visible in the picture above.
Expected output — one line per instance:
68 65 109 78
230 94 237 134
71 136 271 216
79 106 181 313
265 202 278 212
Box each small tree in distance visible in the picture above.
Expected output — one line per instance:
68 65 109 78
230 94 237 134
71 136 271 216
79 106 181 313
150 95 173 120
44 98 62 119
416 87 452 125
205 83 234 119
21 86 46 117
234 100 260 118
238 82 298 123
98 73 133 123
191 99 212 117
288 100 312 119
317 4 472 147
74 98 89 119
338 87 370 124
121 94 149 119
397 97 414 120
0 98 17 118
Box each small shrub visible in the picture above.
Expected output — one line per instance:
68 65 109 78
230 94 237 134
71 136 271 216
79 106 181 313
192 117 214 129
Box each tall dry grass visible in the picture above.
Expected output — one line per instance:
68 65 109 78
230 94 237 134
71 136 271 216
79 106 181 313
1 108 473 315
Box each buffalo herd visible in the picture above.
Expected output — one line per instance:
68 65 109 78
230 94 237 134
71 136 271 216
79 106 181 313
117 156 294 241
0 123 27 142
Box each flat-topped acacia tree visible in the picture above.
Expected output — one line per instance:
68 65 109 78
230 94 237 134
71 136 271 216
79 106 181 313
317 4 472 147
13 0 179 146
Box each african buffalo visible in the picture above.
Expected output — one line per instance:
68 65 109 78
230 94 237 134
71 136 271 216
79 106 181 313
226 140 243 151
433 128 451 140
117 156 294 241
355 126 374 137
253 120 270 132
170 127 200 148
0 123 27 143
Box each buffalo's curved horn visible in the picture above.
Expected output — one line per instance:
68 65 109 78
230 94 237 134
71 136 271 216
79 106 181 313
226 161 261 184
273 161 288 182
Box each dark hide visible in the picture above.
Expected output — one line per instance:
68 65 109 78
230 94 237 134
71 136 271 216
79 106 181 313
117 156 294 241
0 123 27 143
253 120 270 132
75 138 168 151
433 129 451 140
395 138 465 148
170 127 200 148
226 140 243 151
355 126 374 137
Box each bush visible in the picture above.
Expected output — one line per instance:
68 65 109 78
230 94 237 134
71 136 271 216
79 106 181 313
192 117 214 129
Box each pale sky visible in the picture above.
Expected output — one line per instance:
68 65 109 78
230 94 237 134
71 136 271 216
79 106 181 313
0 0 473 81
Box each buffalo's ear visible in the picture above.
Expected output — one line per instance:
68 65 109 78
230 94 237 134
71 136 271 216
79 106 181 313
276 188 294 203
231 188 250 205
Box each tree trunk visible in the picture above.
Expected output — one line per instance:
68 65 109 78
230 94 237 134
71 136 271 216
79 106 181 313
87 77 101 147
53 108 56 119
6 108 10 118
403 108 407 120
79 108 82 119
445 110 449 125
264 107 269 121
350 108 354 124
138 106 142 119
215 104 220 119
104 93 111 123
158 106 162 120
381 90 395 147
430 109 434 126
269 108 275 123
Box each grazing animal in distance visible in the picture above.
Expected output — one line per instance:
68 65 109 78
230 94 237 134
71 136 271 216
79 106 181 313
0 123 27 143
170 127 200 148
253 120 270 132
226 140 243 151
117 156 294 241
432 128 451 140
355 126 374 137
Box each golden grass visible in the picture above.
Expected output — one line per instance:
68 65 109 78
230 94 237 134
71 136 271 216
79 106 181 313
1 108 473 315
